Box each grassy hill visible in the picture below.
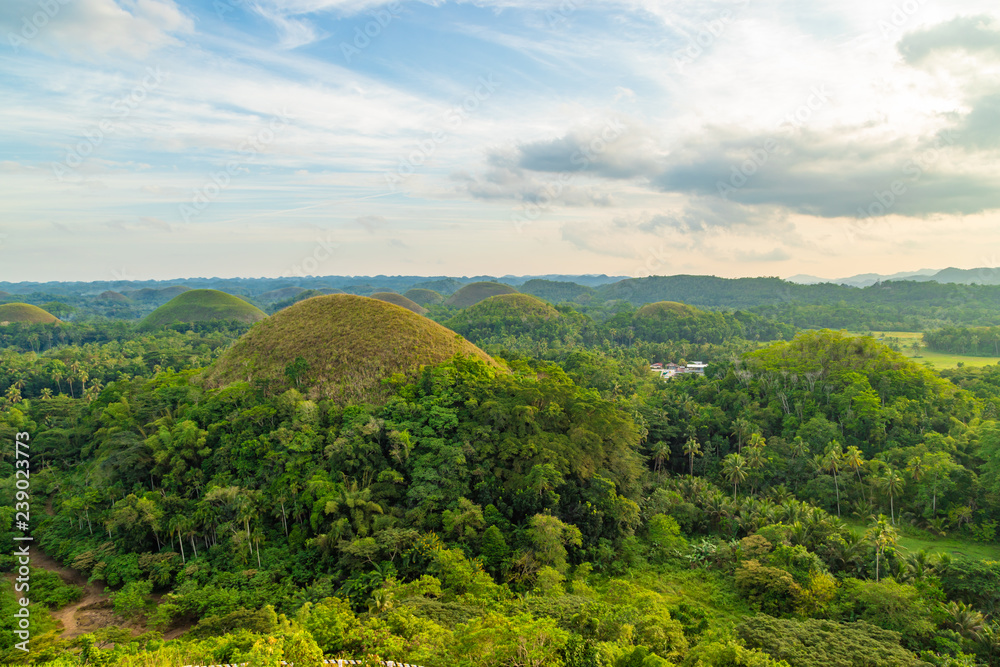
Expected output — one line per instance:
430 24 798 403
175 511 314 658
0 291 9 299
635 301 703 319
404 288 445 307
446 293 563 340
446 281 518 308
370 292 428 315
97 290 130 302
203 294 500 403
140 290 267 329
0 303 60 324
519 278 594 304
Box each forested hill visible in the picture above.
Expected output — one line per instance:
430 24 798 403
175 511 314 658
9 274 1000 331
6 315 1000 665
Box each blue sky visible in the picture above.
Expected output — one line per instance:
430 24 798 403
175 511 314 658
1 0 999 281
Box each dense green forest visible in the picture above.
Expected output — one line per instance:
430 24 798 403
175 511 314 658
11 273 1000 334
3 279 1000 666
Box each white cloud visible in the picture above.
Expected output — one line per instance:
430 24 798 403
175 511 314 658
1 0 193 59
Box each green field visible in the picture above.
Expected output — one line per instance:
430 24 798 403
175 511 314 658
867 331 1000 369
843 518 1000 560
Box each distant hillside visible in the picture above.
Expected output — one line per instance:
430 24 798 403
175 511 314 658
411 278 464 295
446 282 518 308
599 275 797 308
370 292 428 315
97 291 130 302
259 287 306 302
519 279 595 304
784 267 1000 287
404 288 445 307
0 303 60 324
140 290 267 329
125 285 192 305
447 293 563 341
203 294 499 404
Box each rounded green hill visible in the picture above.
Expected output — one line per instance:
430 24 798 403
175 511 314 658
97 290 130 302
203 294 499 404
404 288 444 307
370 292 428 315
447 293 561 339
445 281 518 308
140 289 267 329
0 303 60 324
635 301 702 318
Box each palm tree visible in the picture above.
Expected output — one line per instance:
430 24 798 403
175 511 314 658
822 441 844 517
865 514 899 582
907 455 925 483
682 436 702 477
844 445 866 502
722 453 748 500
944 601 986 643
649 440 671 477
790 436 808 460
731 418 752 453
878 469 905 525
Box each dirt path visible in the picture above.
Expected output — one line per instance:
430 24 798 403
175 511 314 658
27 547 114 638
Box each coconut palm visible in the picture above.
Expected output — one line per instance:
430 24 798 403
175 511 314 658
649 440 671 477
844 445 866 502
682 436 702 477
878 469 905 525
822 441 844 517
722 453 748 500
865 514 899 582
944 601 986 643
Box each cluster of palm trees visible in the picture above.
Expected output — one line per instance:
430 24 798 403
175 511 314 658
657 476 931 580
720 431 768 499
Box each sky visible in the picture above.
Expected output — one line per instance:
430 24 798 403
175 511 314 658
1 0 999 282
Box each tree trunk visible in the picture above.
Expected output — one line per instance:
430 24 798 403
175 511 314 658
190 534 198 558
85 508 92 535
834 470 841 517
178 532 185 563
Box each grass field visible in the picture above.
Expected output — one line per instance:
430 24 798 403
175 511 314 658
843 518 1000 560
865 331 1000 370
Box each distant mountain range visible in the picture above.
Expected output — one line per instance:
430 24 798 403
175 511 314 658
786 267 1000 287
